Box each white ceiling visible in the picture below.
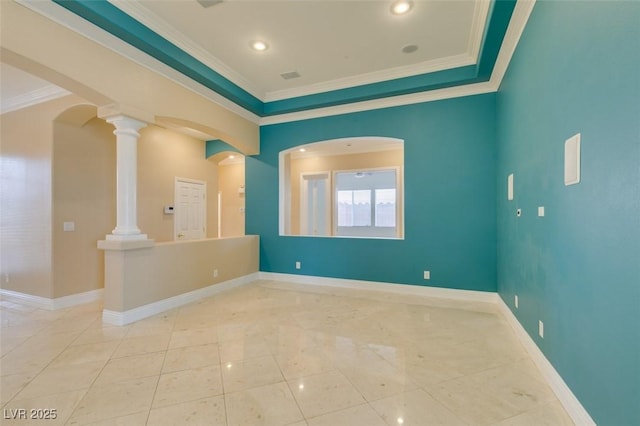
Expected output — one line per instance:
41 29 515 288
114 0 487 100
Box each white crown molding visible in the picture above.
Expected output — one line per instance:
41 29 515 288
467 0 492 61
1 84 71 115
260 81 496 126
0 288 103 310
497 298 596 426
108 0 264 100
489 0 536 90
264 53 476 103
15 0 260 124
102 272 259 325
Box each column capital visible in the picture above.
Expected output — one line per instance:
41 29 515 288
104 114 147 137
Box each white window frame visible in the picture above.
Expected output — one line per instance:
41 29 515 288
333 166 403 239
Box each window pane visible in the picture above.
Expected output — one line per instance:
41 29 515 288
375 189 396 227
337 190 353 226
353 190 371 226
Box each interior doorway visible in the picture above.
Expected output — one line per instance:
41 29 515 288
174 177 206 240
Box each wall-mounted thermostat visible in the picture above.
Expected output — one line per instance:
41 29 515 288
164 205 175 214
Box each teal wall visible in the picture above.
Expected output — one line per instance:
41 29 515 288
247 94 497 292
496 2 640 425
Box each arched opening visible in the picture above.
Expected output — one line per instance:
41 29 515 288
279 137 404 239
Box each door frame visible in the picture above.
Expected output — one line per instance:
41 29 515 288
300 171 331 236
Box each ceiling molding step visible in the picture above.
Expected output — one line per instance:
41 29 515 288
15 0 261 124
264 53 476 103
1 84 71 115
259 81 496 126
109 0 264 100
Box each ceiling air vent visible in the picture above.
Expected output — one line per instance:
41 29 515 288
197 0 222 8
280 71 301 80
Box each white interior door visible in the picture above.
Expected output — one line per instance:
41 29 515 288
175 178 206 240
300 172 331 236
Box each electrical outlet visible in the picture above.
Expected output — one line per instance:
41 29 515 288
539 320 544 338
295 261 301 270
538 206 545 217
213 269 218 278
423 271 430 280
515 295 519 308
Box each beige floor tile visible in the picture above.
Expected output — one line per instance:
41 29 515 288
275 346 335 380
67 376 158 425
0 373 35 405
168 327 218 349
162 343 220 373
225 381 303 426
218 336 272 362
307 403 387 426
112 334 170 359
153 365 223 408
338 358 419 402
71 326 130 346
93 351 165 387
370 389 466 426
289 370 366 418
491 400 575 426
79 411 149 425
14 360 104 400
3 388 87 425
147 395 226 426
221 354 284 393
49 341 119 368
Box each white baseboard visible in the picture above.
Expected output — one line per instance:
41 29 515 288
497 298 596 426
0 288 103 310
102 272 259 326
258 272 500 304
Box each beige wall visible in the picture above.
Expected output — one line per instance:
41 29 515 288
289 149 403 235
52 117 116 298
0 95 88 298
1 96 223 299
138 125 219 242
102 236 259 312
218 161 245 237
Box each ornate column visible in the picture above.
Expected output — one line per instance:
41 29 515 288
104 114 148 241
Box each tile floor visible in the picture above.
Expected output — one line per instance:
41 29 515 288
0 280 574 425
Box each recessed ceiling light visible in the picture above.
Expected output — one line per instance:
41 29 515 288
229 155 235 159
391 0 413 15
299 148 306 152
250 40 268 52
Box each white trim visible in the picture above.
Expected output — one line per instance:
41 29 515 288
1 85 71 115
467 0 492 64
101 272 259 325
497 298 596 426
258 272 500 304
489 0 536 90
0 288 103 310
264 54 476 103
260 81 496 126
